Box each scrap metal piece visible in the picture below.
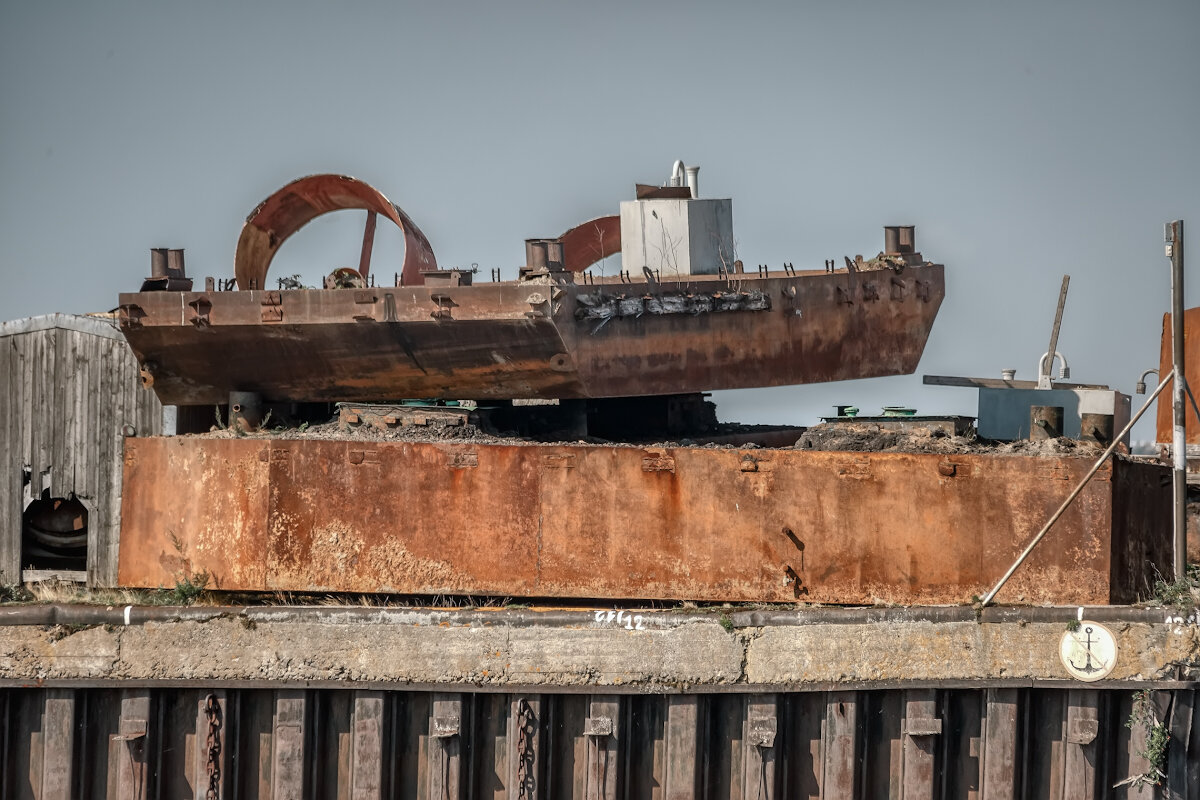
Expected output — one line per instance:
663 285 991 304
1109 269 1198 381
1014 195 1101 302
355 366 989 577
234 174 436 290
558 215 621 273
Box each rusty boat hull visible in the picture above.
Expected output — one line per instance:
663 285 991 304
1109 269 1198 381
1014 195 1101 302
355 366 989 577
118 265 944 405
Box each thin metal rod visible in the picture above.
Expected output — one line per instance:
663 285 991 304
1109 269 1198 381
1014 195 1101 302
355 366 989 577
1169 219 1187 582
980 370 1174 606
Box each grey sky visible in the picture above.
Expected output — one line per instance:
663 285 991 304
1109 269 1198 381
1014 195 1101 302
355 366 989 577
3 1 1198 439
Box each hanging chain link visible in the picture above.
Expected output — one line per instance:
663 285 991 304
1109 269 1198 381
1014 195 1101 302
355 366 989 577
203 693 222 800
515 698 537 799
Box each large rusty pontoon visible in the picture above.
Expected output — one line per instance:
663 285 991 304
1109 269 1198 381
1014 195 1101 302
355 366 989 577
117 173 945 405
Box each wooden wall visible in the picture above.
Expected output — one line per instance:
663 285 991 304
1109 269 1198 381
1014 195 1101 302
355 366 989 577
0 314 162 587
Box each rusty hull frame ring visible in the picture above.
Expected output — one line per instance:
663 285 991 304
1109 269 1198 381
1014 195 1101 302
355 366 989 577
234 174 437 290
558 215 621 273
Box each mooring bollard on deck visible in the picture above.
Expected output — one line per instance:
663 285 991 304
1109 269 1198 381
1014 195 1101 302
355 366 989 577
1030 405 1064 440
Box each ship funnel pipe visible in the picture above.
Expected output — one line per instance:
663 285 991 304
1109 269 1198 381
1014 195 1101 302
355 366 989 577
669 160 686 188
685 165 699 198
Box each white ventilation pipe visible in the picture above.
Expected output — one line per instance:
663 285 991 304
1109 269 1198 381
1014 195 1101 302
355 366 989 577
1037 351 1071 387
669 160 686 187
667 160 699 198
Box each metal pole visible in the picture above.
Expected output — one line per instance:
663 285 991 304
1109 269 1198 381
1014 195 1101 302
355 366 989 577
980 370 1173 606
1168 220 1186 582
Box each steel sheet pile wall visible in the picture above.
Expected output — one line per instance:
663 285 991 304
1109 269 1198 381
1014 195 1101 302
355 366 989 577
119 438 1171 605
0 315 162 587
1 686 1196 798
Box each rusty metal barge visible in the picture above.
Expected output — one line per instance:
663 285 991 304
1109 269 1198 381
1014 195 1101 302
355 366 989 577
117 173 945 406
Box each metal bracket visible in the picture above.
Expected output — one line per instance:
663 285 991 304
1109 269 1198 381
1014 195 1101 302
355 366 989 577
641 455 676 473
431 293 457 320
431 716 460 738
189 296 211 327
905 718 942 737
1066 718 1098 745
583 716 613 737
748 717 777 748
118 304 146 329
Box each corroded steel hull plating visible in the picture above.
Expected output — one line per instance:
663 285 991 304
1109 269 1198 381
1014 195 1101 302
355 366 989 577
118 437 1170 604
119 265 945 405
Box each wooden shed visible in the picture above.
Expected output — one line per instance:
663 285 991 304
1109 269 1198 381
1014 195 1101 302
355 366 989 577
0 313 162 587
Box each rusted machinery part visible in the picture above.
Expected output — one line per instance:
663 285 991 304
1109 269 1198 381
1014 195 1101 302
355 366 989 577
233 174 437 290
558 215 621 273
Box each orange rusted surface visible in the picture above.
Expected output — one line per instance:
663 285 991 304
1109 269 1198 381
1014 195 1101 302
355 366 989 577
1155 308 1200 443
119 438 1170 604
558 215 621 272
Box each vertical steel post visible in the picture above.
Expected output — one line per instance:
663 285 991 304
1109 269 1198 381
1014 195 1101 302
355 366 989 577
1168 220 1186 581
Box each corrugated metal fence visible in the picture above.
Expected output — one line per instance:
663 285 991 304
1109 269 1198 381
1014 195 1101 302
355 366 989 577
1 685 1195 798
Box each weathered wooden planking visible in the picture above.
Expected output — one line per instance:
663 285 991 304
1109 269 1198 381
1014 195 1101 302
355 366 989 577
981 688 1019 800
428 693 463 800
114 690 152 800
0 315 162 586
902 690 940 800
585 695 621 800
353 691 385 800
272 691 307 800
824 692 859 800
663 695 699 800
743 694 778 800
41 690 75 800
0 336 21 582
1063 690 1100 799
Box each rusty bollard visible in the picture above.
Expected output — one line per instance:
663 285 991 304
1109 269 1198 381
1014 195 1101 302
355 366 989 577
1030 406 1064 441
1080 412 1115 445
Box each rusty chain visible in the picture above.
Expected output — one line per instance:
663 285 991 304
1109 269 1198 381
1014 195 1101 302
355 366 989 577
515 698 537 799
203 693 222 800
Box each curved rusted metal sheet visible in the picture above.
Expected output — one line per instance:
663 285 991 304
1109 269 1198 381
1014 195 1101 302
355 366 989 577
558 215 621 273
234 174 436 289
